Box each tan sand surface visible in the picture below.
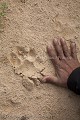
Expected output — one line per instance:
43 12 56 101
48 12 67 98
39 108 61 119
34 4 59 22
0 0 80 120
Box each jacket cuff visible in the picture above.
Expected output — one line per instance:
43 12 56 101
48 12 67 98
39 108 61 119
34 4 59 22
67 67 80 95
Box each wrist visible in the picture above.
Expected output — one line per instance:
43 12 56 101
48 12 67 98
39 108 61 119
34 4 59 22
67 67 80 95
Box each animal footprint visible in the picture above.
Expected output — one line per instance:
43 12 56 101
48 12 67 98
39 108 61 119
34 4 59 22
8 46 43 91
15 59 39 77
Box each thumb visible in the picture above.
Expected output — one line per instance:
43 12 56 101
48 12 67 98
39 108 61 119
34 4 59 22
42 75 59 84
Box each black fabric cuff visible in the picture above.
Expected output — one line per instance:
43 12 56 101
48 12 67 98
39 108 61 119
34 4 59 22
67 67 80 95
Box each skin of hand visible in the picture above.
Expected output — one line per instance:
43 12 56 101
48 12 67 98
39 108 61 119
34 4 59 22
42 38 80 87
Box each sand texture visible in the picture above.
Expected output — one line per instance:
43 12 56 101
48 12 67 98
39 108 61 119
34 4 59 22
0 0 80 120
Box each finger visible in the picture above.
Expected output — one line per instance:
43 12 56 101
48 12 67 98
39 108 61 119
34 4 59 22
42 75 59 85
70 41 77 59
47 46 59 65
53 38 64 59
60 38 70 57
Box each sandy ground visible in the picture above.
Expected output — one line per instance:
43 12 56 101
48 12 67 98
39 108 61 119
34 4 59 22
0 0 80 120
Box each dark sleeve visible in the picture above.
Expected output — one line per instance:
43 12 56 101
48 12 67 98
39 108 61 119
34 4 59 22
67 67 80 95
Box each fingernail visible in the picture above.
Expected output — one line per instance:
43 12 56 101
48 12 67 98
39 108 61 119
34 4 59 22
47 46 50 50
53 39 58 45
72 43 76 47
47 45 53 49
72 42 75 44
60 38 64 42
54 39 58 42
47 46 52 54
70 40 76 45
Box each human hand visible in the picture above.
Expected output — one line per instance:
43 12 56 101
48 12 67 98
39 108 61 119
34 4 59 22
43 38 80 87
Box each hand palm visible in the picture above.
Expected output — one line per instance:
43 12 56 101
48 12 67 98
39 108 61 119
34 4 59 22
42 38 80 87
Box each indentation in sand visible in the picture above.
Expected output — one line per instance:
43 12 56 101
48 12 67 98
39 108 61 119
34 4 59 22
8 46 44 91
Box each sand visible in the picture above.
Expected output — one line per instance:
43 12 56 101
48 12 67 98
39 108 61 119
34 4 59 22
0 0 80 120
